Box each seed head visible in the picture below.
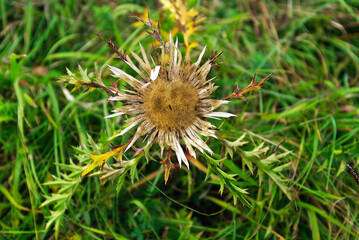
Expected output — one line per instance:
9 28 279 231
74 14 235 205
106 35 235 168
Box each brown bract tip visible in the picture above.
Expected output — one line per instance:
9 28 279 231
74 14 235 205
223 73 272 101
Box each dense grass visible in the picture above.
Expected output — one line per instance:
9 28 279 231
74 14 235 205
1 0 359 239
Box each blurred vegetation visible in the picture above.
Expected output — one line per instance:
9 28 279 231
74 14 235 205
1 0 359 239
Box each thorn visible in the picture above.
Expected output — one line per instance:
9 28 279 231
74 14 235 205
100 160 105 170
251 73 256 83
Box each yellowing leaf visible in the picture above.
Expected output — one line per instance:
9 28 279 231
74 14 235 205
71 85 81 93
88 87 96 93
161 152 175 184
81 144 128 177
160 0 205 56
23 92 37 108
187 42 199 50
336 160 347 177
132 9 158 28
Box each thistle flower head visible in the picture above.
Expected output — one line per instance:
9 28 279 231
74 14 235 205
106 35 234 168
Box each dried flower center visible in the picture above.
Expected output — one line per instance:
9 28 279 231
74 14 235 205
143 79 198 129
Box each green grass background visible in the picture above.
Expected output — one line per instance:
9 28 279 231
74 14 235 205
1 0 359 239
